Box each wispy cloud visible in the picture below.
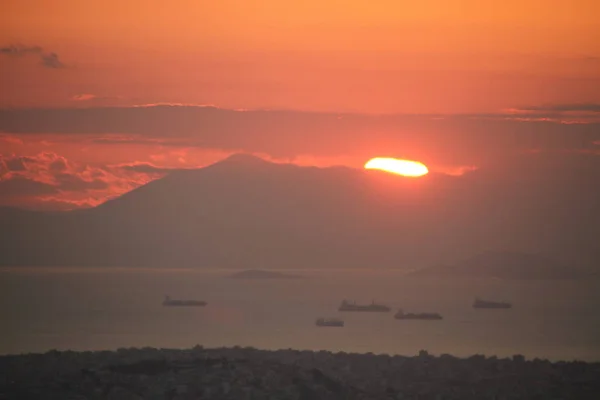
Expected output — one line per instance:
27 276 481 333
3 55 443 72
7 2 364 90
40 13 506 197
1 105 597 163
40 52 65 69
0 152 171 209
501 103 600 123
517 103 600 113
0 44 43 56
116 162 191 174
1 44 66 69
70 94 127 104
71 94 98 102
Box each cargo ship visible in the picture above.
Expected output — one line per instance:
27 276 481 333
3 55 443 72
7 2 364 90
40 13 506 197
338 300 391 312
394 309 443 320
162 295 207 307
473 298 512 309
316 317 344 327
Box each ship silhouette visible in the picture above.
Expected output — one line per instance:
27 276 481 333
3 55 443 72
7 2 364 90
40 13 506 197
316 317 344 327
473 297 512 309
338 299 391 312
162 295 207 307
394 309 443 320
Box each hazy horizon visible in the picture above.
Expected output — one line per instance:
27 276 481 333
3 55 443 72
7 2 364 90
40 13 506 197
2 267 600 362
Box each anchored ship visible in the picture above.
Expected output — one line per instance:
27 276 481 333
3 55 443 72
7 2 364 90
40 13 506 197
316 317 345 327
338 300 391 312
394 309 443 320
162 295 207 307
473 298 512 309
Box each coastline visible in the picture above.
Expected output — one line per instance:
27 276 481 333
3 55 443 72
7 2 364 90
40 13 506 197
2 346 599 399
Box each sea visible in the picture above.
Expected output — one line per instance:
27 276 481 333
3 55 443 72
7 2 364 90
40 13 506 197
1 267 599 362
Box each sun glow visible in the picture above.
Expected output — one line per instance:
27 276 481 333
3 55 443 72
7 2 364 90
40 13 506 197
364 157 429 177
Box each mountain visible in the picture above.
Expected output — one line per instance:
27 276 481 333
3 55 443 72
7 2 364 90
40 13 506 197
1 153 599 270
405 251 595 280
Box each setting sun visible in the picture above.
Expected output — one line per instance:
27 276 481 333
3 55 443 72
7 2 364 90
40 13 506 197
364 157 429 177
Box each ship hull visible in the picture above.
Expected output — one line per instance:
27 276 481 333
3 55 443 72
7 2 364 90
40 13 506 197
473 298 512 309
394 311 443 320
316 318 344 327
338 307 390 312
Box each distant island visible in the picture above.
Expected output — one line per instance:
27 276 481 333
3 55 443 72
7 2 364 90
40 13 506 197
405 251 594 280
228 269 303 279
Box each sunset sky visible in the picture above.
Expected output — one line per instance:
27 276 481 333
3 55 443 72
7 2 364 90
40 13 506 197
1 0 599 209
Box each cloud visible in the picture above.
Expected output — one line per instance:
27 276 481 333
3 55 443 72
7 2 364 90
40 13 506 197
36 196 101 211
54 173 109 191
49 158 68 172
0 134 24 145
117 163 189 174
4 157 28 171
88 136 177 146
70 94 127 104
1 44 66 69
40 52 65 69
0 176 58 197
0 152 168 209
517 103 600 113
437 165 479 176
1 156 41 176
71 94 98 102
1 105 598 156
0 44 43 56
503 103 600 123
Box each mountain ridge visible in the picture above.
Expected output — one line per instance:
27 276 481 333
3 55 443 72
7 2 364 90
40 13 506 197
1 153 598 271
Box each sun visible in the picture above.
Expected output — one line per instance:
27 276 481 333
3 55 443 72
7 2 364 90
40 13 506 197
364 157 429 177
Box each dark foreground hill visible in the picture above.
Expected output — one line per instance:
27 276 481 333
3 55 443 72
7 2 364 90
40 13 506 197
1 347 599 399
1 153 599 270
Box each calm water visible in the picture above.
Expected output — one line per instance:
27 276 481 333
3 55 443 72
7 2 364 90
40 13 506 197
1 268 599 361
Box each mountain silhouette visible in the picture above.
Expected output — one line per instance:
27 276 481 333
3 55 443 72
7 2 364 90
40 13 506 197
1 153 598 272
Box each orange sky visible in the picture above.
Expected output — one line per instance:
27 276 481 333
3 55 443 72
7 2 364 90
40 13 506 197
2 0 600 112
1 1 599 210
